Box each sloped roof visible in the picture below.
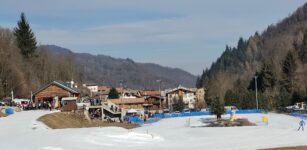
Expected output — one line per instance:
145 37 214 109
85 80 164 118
141 90 161 96
145 95 164 100
166 85 196 94
110 98 145 104
33 80 80 95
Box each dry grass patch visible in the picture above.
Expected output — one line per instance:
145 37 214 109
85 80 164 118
38 112 136 129
205 118 256 127
262 146 307 150
0 110 7 117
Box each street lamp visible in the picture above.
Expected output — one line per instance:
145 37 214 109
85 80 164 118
254 76 259 110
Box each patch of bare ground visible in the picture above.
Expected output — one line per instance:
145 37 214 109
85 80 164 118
0 112 6 117
0 110 7 117
206 118 256 127
262 146 307 150
38 112 136 129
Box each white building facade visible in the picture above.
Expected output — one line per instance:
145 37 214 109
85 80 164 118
83 84 98 93
165 85 196 110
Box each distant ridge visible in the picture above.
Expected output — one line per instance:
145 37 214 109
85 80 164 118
42 45 197 89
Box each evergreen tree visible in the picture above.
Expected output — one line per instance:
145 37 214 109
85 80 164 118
277 88 292 108
282 51 297 92
299 29 307 63
210 97 225 120
237 37 246 51
291 90 307 104
172 96 185 112
14 12 37 58
196 76 202 88
258 62 277 92
224 89 239 107
108 87 119 99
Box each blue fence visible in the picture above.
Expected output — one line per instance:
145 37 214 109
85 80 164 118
153 109 264 119
125 109 264 124
290 112 307 120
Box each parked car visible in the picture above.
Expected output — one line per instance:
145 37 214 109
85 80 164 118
163 109 170 113
13 99 30 108
201 108 210 112
183 109 190 113
0 98 13 106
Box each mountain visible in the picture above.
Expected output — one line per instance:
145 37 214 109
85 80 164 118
42 45 197 89
197 3 307 109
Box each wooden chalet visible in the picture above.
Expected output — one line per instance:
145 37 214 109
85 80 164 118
144 95 164 113
33 80 80 106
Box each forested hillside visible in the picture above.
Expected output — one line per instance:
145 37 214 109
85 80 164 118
197 3 307 110
43 45 196 89
0 27 83 99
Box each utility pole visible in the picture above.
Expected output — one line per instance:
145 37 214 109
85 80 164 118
31 91 33 102
11 90 14 100
119 80 123 109
254 76 258 110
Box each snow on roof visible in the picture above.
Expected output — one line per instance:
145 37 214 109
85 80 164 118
62 97 78 101
166 85 196 94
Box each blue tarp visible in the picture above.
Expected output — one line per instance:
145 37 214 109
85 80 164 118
124 115 144 124
4 108 14 115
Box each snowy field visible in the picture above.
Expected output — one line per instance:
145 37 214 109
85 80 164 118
0 111 307 150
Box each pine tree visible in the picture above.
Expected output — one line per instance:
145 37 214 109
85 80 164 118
14 12 37 58
108 87 119 99
282 51 297 92
210 97 225 120
299 29 307 63
224 89 239 107
172 96 185 112
258 62 277 92
277 88 292 107
196 76 202 88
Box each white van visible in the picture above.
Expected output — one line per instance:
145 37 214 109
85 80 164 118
13 99 30 107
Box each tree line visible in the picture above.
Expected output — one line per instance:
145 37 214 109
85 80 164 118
0 13 84 99
197 29 307 110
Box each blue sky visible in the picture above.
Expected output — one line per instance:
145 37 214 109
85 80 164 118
0 0 306 75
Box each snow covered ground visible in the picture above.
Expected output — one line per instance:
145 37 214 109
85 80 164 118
0 111 307 150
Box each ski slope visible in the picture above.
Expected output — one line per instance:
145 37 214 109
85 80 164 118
0 111 306 150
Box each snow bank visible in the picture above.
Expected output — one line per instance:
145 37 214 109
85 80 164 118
1 111 307 150
85 127 163 147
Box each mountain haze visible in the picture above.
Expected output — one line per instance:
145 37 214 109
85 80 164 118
43 45 197 89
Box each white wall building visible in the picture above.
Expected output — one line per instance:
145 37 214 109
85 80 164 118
165 85 196 110
83 84 98 93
